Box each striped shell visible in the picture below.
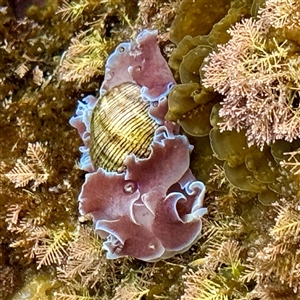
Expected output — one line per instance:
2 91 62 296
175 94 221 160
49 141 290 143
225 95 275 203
90 82 159 172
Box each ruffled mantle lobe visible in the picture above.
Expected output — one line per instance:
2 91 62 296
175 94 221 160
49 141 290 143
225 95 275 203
70 29 207 262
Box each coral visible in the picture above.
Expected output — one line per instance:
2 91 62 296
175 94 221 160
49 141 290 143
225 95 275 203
70 29 207 261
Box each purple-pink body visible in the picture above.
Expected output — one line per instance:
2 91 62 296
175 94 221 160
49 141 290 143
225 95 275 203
70 30 206 262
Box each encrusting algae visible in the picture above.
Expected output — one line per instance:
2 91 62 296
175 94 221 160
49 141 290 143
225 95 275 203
1 0 300 299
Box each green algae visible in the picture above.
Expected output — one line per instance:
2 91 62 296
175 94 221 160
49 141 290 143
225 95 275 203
245 148 278 184
224 161 267 193
168 35 211 81
209 104 300 200
167 82 200 120
166 82 215 136
210 128 252 167
179 101 214 137
169 0 232 45
179 45 212 84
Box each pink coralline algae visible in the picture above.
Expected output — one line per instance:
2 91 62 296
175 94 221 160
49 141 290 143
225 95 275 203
70 29 207 262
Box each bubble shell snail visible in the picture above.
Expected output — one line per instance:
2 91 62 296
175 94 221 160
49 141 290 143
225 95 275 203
70 29 207 262
90 82 159 173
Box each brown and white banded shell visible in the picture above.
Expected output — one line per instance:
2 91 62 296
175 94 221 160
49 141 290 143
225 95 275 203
90 82 159 172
